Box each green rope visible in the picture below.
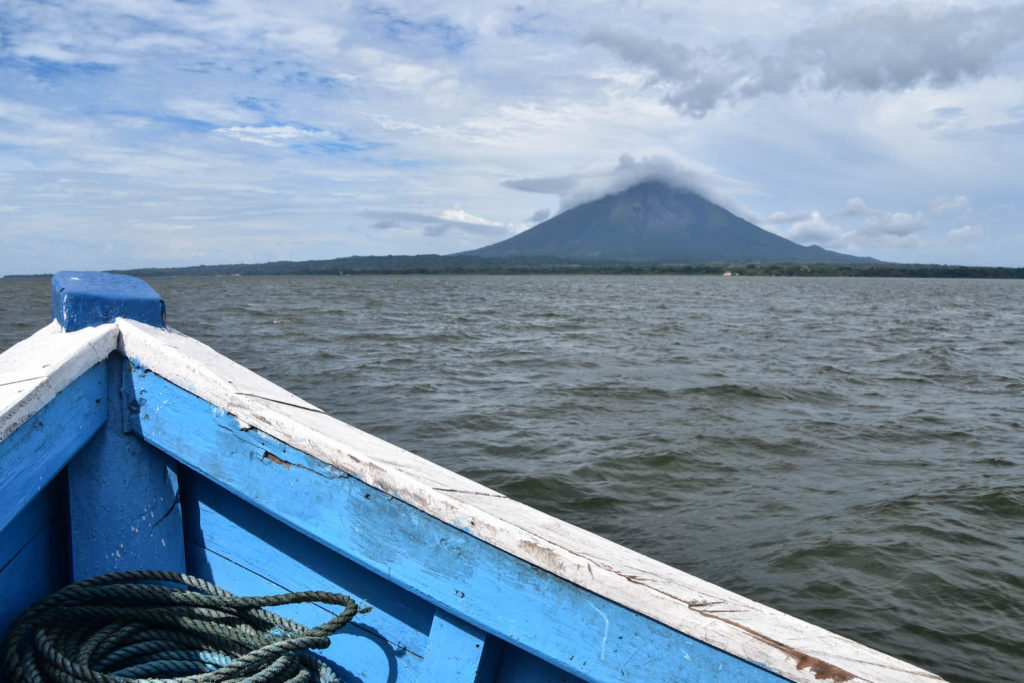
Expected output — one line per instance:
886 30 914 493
1 570 369 683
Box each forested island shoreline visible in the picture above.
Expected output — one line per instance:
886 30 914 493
118 257 1024 278
7 257 1024 279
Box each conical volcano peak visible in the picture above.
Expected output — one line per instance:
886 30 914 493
463 181 871 264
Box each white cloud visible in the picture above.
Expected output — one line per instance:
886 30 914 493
786 211 844 244
560 153 705 209
929 195 970 214
12 41 84 63
363 208 514 239
503 153 754 213
760 197 936 252
166 99 262 126
116 33 203 54
764 209 814 224
438 208 505 227
216 125 335 147
859 210 928 237
949 224 982 240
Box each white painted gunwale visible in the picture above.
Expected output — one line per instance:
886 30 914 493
44 318 942 682
0 321 118 441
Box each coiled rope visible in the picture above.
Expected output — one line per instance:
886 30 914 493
1 570 369 683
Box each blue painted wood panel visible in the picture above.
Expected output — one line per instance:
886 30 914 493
127 367 784 682
0 363 106 532
67 357 185 579
177 466 577 683
417 610 492 682
186 538 414 683
0 480 69 634
494 646 587 683
179 469 427 682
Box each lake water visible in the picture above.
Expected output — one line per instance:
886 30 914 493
2 274 1022 682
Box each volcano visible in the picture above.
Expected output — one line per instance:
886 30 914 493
462 181 871 264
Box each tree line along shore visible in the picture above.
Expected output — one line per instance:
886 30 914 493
116 257 1023 278
6 258 1023 279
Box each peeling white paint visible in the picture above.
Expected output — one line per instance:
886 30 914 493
0 322 118 441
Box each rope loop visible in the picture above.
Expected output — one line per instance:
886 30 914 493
1 570 369 683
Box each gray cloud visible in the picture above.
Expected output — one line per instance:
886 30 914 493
767 196 948 252
364 210 510 238
562 153 708 209
504 153 726 214
786 211 843 245
859 210 928 238
590 4 1024 117
835 199 929 241
529 208 551 222
839 197 870 217
986 107 1024 135
987 121 1024 135
502 176 579 194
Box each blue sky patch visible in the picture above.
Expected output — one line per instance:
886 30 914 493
24 58 118 79
360 5 472 56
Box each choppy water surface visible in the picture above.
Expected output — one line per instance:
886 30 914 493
3 275 1022 682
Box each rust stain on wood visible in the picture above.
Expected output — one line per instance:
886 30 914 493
687 602 857 682
795 654 857 681
519 539 567 573
263 450 291 469
259 449 344 479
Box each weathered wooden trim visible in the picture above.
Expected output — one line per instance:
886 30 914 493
0 321 118 441
127 367 781 682
117 319 943 682
0 365 108 533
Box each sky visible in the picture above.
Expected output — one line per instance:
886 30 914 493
1 0 1023 275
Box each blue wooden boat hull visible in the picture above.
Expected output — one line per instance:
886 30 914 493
0 272 943 682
